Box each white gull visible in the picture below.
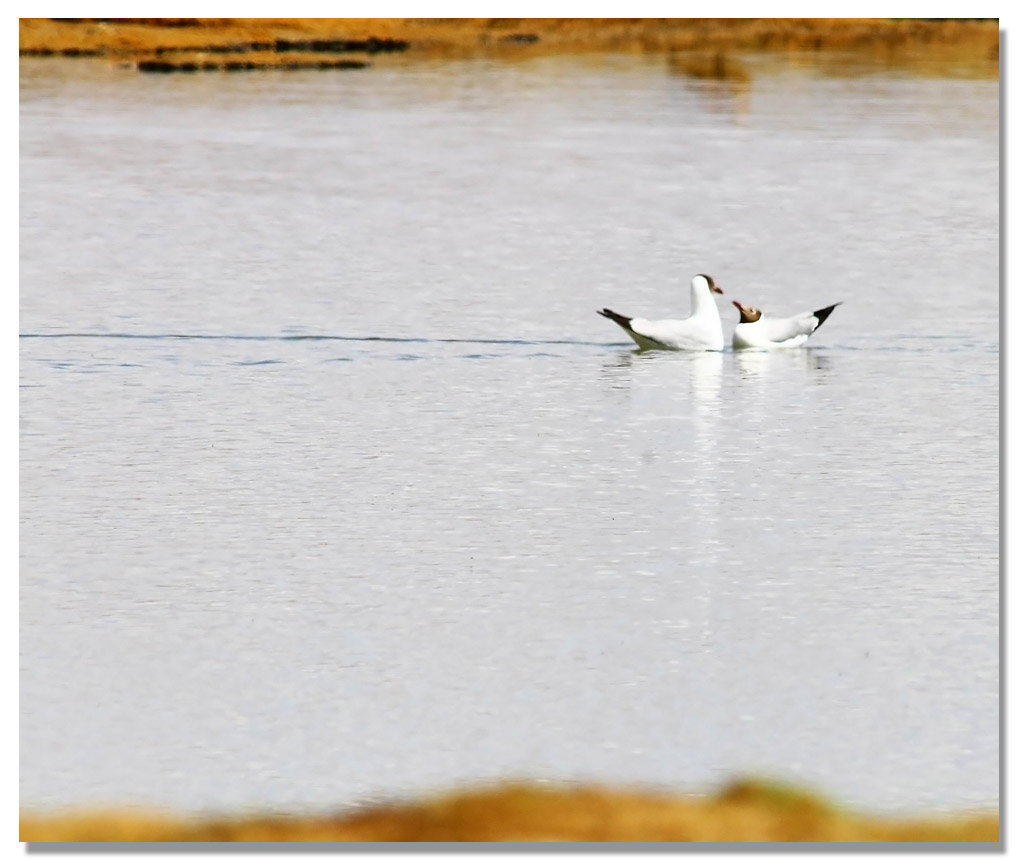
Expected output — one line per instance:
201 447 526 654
597 274 725 352
731 299 842 350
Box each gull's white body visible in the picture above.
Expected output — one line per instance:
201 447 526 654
732 302 842 350
598 275 724 352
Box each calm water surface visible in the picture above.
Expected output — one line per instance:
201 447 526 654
20 54 999 815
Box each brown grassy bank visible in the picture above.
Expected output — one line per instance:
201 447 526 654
21 780 999 843
19 18 998 77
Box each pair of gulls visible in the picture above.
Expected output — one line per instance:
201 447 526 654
598 274 840 351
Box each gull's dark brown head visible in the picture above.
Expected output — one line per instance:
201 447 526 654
733 300 762 323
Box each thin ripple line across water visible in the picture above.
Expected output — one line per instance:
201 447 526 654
18 332 621 348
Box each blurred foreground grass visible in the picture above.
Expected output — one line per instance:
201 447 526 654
21 779 999 843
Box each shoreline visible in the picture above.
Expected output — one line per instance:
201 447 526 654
19 18 999 77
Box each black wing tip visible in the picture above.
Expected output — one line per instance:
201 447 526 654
813 302 842 328
597 308 633 329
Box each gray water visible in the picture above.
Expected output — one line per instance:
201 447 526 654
20 53 999 816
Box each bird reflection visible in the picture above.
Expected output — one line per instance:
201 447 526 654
600 348 724 405
689 350 723 406
734 347 832 380
597 347 725 651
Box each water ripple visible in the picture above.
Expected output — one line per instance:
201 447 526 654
20 332 621 348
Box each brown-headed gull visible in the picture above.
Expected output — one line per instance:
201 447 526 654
597 274 725 351
731 299 842 349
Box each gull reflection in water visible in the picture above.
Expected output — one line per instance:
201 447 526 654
601 347 723 399
598 348 724 647
733 347 832 380
688 350 724 408
683 351 723 651
599 349 724 431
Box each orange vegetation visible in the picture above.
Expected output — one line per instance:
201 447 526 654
21 780 999 843
19 18 998 71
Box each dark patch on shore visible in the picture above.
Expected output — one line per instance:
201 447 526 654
152 42 276 55
20 46 103 57
22 35 408 60
137 57 370 73
22 32 406 73
272 37 408 53
51 17 202 27
499 33 540 44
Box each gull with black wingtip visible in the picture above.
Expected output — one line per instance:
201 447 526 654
597 274 725 351
730 299 842 350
